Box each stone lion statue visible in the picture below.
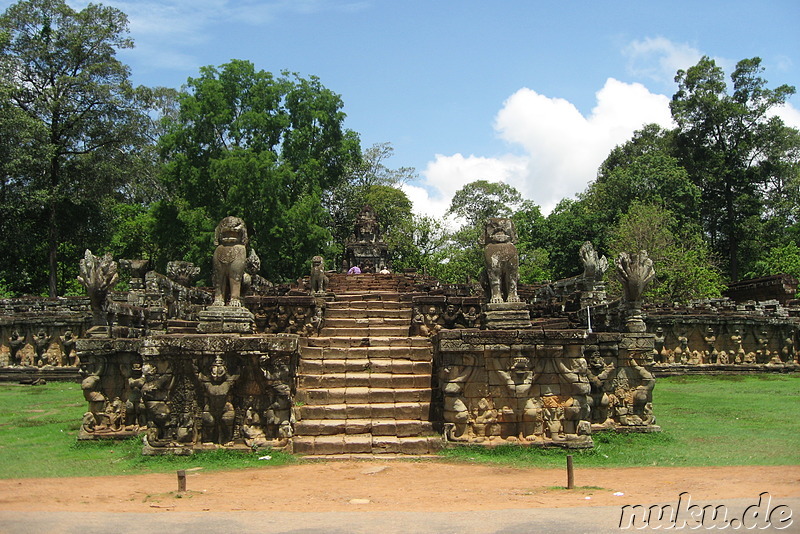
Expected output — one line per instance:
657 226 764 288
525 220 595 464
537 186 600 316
212 216 248 307
309 255 329 294
482 217 520 303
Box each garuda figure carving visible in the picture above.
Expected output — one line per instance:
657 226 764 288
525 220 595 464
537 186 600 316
212 216 249 307
482 218 520 303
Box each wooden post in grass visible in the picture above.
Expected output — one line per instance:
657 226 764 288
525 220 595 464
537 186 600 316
177 470 186 492
566 455 574 489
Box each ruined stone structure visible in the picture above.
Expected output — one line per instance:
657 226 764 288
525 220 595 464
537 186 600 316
77 334 298 453
644 300 799 373
481 218 532 330
0 298 91 370
5 210 797 456
343 205 390 273
435 329 593 447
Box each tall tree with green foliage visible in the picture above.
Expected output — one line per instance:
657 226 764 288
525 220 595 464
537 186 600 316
325 142 415 255
157 60 361 281
446 179 523 227
512 201 553 283
0 0 159 296
671 56 797 280
607 202 725 304
588 124 701 229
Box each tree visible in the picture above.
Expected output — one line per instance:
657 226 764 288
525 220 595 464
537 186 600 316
671 56 797 280
607 202 725 304
513 201 553 283
746 242 800 283
588 124 700 229
388 214 449 274
446 180 523 227
0 0 158 296
540 197 604 280
325 142 415 253
157 60 361 281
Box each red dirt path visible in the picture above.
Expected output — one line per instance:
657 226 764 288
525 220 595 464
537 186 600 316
0 462 797 513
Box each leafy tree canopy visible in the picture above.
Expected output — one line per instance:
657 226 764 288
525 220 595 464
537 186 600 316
0 0 163 296
446 180 523 227
671 56 798 280
607 202 725 305
156 60 361 281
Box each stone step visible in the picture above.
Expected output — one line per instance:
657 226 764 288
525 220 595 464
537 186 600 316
298 402 430 421
298 358 432 375
298 372 432 389
323 317 410 327
292 435 443 455
333 292 403 301
294 418 434 436
299 345 432 361
326 299 408 309
320 326 410 337
296 387 432 405
302 336 431 348
325 308 412 319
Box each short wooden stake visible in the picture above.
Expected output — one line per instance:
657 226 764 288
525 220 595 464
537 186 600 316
177 470 186 492
566 455 574 489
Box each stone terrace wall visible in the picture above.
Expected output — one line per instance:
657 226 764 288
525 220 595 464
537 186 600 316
0 297 91 367
434 329 594 448
645 299 799 371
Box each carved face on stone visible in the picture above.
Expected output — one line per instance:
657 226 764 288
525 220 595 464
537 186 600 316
142 362 156 378
482 218 520 303
509 347 531 374
215 216 248 247
510 356 531 379
483 218 517 245
210 357 227 382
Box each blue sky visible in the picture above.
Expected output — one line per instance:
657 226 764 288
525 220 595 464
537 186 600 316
4 0 799 219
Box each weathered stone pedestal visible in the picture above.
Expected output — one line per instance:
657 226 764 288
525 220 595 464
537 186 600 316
197 306 255 334
482 302 531 330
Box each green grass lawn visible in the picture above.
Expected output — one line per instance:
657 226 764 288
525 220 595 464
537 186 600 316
0 374 797 478
0 382 296 478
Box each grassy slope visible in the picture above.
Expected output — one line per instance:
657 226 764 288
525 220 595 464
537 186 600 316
0 374 797 478
0 382 295 478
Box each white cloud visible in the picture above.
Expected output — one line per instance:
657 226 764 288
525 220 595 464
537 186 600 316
406 153 528 224
774 103 800 129
623 36 704 86
416 78 674 217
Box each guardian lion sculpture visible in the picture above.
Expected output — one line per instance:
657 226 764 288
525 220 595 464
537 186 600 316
482 218 520 303
212 216 248 307
309 255 329 294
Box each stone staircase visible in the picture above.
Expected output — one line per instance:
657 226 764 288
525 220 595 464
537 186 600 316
293 279 441 457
